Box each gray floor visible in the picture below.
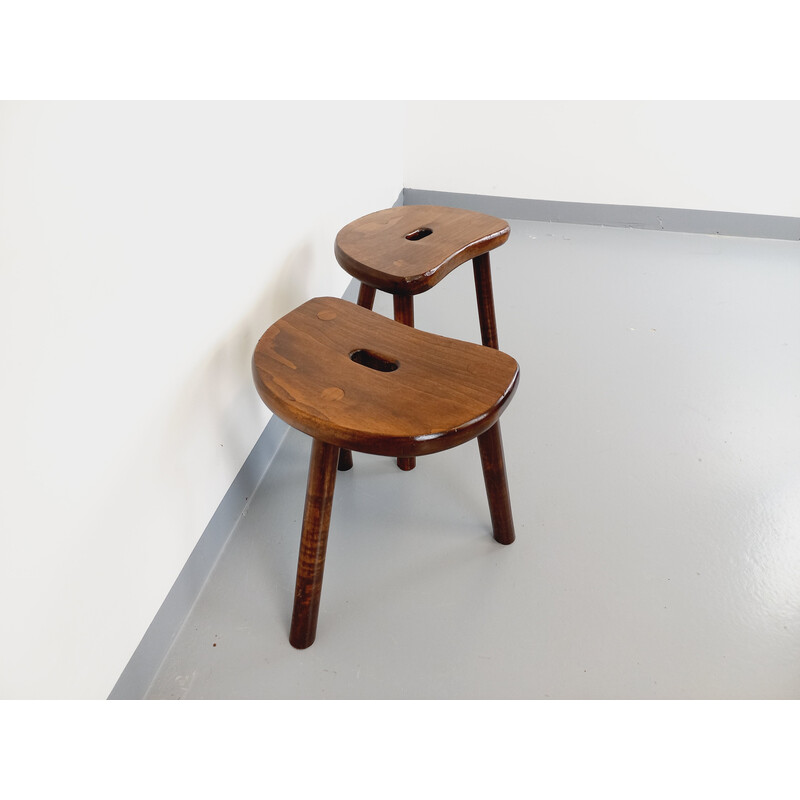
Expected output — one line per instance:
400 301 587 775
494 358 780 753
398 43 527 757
146 218 800 699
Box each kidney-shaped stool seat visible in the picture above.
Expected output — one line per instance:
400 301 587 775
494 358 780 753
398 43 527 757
252 296 520 648
334 204 510 301
335 204 511 471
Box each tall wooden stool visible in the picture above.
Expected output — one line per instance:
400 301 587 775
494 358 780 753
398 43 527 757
252 296 520 649
335 204 510 471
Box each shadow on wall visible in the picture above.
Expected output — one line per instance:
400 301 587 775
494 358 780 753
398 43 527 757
166 238 318 500
92 241 322 696
90 238 318 582
221 239 317 463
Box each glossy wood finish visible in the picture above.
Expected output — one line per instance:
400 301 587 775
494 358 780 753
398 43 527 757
356 282 376 310
472 252 500 350
252 297 519 458
336 444 354 472
334 205 510 295
477 422 514 545
391 294 416 470
289 439 339 649
252 297 520 648
337 284 379 472
392 293 414 327
336 205 509 473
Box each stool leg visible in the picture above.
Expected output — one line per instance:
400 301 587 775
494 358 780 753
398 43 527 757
338 283 377 472
477 421 515 545
473 252 500 349
357 282 376 310
393 292 414 327
393 294 416 471
290 439 340 649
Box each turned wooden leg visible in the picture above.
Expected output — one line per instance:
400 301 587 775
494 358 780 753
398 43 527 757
338 283 377 472
393 293 416 471
477 421 515 545
473 252 500 350
392 292 414 327
357 282 376 310
290 439 340 649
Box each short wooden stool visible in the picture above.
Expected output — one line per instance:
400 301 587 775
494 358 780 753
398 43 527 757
252 296 520 649
335 204 510 471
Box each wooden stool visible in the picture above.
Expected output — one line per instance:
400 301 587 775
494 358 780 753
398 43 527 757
335 204 510 471
252 296 520 649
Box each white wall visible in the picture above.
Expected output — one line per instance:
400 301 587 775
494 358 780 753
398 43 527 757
404 101 800 218
0 101 402 698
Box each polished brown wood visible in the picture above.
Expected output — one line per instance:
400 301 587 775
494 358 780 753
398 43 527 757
392 293 414 327
252 297 520 648
472 252 500 350
289 438 339 649
336 446 354 472
253 297 519 458
335 205 510 295
356 282 376 310
391 294 416 470
338 283 400 470
335 206 510 473
338 284 378 471
477 422 515 544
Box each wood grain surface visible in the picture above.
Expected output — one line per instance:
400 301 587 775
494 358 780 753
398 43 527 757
334 205 510 294
289 438 339 649
252 297 519 458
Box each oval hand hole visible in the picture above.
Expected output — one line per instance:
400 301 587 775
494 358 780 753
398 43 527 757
350 349 399 372
405 227 433 241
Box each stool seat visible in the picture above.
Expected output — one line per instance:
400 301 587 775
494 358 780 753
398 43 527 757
334 205 510 295
252 296 519 459
252 296 520 648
